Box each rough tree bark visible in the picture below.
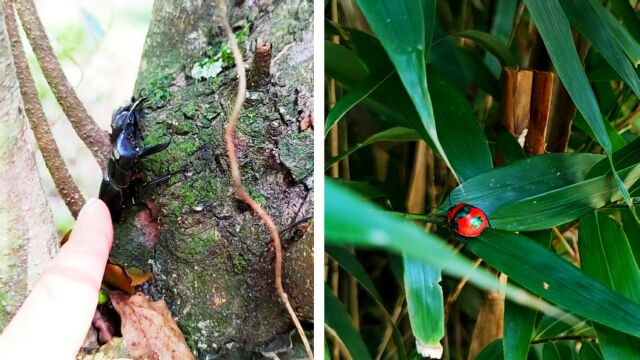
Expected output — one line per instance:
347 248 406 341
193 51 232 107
0 3 58 329
109 1 313 358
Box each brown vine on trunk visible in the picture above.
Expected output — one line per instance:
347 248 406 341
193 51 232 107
216 1 313 358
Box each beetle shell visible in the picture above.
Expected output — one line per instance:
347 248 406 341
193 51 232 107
447 203 488 237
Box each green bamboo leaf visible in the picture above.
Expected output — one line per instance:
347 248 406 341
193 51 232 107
476 339 504 360
325 127 421 170
579 341 604 360
453 46 501 98
496 128 526 164
489 162 640 231
331 179 387 200
579 211 640 359
447 153 604 214
325 284 373 360
467 229 640 338
354 0 456 178
599 6 640 66
446 153 640 231
533 315 595 340
430 28 466 88
586 136 640 178
504 231 551 360
621 206 640 265
324 341 331 360
536 313 589 340
333 29 493 183
504 299 537 360
403 256 443 358
523 0 632 207
325 179 569 319
485 0 518 75
549 342 578 359
559 0 640 97
327 246 407 359
325 40 369 84
349 28 393 73
428 66 493 182
324 70 394 136
573 113 627 153
326 246 383 303
609 0 640 44
452 30 518 67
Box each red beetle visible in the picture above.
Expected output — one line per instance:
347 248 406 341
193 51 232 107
447 203 489 237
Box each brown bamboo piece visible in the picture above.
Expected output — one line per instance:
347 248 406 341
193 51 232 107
502 67 533 145
525 71 554 155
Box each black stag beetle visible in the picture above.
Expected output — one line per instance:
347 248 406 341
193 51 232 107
99 97 171 221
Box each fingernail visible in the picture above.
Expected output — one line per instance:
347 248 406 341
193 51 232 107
79 198 100 217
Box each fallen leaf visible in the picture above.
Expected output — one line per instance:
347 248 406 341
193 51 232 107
103 264 153 294
76 337 131 360
103 264 135 295
125 267 153 287
110 291 195 360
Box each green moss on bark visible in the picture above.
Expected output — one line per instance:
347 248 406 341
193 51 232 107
112 1 314 357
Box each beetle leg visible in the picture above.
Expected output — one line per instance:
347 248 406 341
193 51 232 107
138 139 171 158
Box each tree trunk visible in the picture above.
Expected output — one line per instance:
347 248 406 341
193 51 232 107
0 3 58 329
109 1 313 357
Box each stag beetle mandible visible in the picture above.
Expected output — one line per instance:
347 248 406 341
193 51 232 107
99 97 170 221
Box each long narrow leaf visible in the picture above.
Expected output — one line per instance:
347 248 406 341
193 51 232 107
326 246 407 359
429 66 493 182
559 0 640 97
325 285 373 360
523 0 632 207
403 256 444 358
325 40 368 84
485 0 518 75
600 6 640 66
476 339 504 360
579 212 640 358
504 232 550 360
325 127 421 170
467 229 640 338
489 162 640 230
324 70 395 136
447 153 604 214
355 0 456 178
325 179 570 319
453 30 518 68
504 299 537 360
609 0 640 44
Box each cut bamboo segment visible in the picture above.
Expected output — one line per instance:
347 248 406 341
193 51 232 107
525 71 554 155
502 68 533 146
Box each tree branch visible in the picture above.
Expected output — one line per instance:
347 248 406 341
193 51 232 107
215 1 313 359
1 0 84 217
13 0 110 167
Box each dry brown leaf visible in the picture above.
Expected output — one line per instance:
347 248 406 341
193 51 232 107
125 267 154 287
103 264 135 295
77 337 131 360
110 291 195 360
103 264 153 294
